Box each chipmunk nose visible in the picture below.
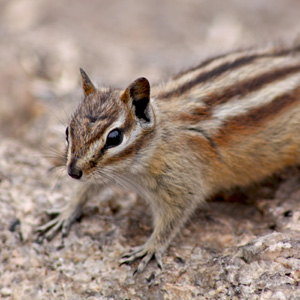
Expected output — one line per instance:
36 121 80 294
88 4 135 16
67 163 83 180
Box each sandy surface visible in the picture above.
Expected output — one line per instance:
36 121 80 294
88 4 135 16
1 0 300 299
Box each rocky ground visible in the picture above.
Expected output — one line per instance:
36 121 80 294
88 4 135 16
1 0 300 299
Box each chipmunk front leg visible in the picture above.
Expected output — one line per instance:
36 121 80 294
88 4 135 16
120 199 195 274
36 182 93 242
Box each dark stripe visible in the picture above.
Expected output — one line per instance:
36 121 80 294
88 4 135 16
160 55 259 99
159 45 300 100
172 50 242 80
92 113 135 160
105 127 155 165
87 118 115 146
173 64 300 126
214 87 300 143
185 127 219 152
204 65 300 109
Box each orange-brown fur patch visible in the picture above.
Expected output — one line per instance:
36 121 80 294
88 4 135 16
173 108 211 124
214 87 300 145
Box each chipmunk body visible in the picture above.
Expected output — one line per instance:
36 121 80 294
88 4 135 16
38 44 300 273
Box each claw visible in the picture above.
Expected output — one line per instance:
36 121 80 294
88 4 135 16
120 247 146 265
134 252 154 274
45 207 62 216
155 252 163 270
36 216 64 242
35 204 82 242
120 244 163 274
36 217 60 233
121 245 144 260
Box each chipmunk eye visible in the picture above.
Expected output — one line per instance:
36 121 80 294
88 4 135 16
65 127 69 142
105 129 123 149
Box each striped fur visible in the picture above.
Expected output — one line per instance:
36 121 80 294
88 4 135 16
39 43 300 273
155 44 300 139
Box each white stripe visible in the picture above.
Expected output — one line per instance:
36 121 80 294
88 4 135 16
185 56 300 101
196 71 300 135
213 72 300 121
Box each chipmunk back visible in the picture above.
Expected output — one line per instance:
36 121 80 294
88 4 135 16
38 43 300 273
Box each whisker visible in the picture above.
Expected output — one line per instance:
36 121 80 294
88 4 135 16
48 166 67 191
104 169 153 204
95 170 130 196
40 143 66 167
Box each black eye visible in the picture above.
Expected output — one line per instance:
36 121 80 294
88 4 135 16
65 127 69 142
105 129 123 149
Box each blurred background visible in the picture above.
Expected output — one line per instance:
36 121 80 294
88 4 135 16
1 0 300 149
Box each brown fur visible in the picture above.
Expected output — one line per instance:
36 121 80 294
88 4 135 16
215 87 300 144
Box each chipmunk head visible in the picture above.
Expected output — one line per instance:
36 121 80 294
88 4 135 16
65 69 155 181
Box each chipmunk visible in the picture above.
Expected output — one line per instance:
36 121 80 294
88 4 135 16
38 43 300 274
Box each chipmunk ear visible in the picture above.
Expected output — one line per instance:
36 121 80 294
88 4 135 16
80 68 96 96
121 77 151 122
